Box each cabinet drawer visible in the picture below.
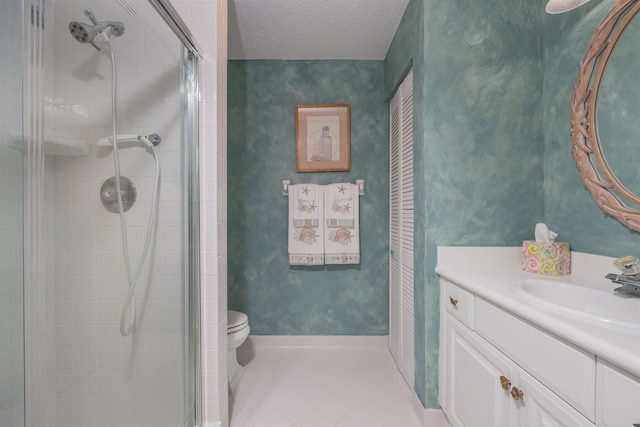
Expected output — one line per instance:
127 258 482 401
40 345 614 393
444 280 474 328
597 360 640 427
474 297 596 420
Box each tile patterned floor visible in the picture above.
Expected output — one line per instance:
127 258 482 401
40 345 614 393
229 345 449 427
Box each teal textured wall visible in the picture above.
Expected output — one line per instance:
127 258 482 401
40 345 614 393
226 0 640 412
384 0 421 100
543 0 640 255
227 60 389 335
385 0 545 408
423 0 544 407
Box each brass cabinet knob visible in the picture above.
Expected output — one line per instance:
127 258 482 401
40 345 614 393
511 387 524 400
449 296 458 307
499 375 511 391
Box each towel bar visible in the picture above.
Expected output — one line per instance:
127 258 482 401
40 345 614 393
282 180 365 196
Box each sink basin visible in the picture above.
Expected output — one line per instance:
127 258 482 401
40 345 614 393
512 279 640 327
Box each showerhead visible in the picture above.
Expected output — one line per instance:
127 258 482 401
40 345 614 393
69 9 125 50
69 21 98 44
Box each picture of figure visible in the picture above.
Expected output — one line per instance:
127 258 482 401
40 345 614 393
306 115 340 161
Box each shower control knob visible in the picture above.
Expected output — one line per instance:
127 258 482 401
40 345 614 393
100 176 137 213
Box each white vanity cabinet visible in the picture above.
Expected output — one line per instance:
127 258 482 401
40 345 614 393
439 277 640 427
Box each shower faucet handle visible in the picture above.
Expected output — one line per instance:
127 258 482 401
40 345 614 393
88 40 101 51
84 9 99 25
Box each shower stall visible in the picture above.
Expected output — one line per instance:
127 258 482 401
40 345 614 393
1 0 202 426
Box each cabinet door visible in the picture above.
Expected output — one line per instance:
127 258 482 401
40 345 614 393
597 360 640 427
515 369 595 427
447 316 515 427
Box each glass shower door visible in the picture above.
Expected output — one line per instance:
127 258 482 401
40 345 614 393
19 0 200 426
0 1 25 426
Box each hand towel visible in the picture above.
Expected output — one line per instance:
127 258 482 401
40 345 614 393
324 183 360 264
289 184 324 265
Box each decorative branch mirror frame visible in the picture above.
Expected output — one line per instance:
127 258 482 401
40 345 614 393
571 0 640 231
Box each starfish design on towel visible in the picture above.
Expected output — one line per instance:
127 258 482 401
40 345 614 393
302 186 311 195
343 203 351 213
338 185 347 194
308 202 317 212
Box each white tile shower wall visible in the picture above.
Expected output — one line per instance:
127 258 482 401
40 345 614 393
0 2 24 426
49 1 187 426
171 0 228 425
0 3 24 427
0 59 24 427
44 158 58 426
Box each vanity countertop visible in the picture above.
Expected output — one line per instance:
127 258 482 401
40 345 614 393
436 246 640 379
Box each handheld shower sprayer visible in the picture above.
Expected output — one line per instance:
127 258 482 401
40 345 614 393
141 133 162 148
97 133 162 149
69 9 125 51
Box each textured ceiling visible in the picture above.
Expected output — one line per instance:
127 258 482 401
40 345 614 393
228 0 411 60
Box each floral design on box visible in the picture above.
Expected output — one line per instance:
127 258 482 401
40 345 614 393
521 241 571 276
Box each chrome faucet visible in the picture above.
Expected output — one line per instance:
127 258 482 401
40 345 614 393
606 256 640 297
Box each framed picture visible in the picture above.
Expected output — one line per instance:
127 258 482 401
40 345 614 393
296 104 350 172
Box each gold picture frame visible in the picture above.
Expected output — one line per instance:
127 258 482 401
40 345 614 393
296 104 350 172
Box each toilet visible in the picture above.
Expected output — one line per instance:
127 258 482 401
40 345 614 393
227 310 250 392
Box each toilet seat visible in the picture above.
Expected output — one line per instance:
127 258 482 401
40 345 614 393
228 310 248 334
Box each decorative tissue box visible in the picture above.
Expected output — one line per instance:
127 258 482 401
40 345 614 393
521 241 571 276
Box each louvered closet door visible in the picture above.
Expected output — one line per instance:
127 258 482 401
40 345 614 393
389 87 402 364
400 73 414 385
389 70 414 388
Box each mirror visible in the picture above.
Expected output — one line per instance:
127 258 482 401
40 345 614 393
597 8 640 196
571 0 640 231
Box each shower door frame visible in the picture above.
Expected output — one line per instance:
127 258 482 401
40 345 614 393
182 47 201 427
152 0 204 424
139 2 204 425
148 0 204 59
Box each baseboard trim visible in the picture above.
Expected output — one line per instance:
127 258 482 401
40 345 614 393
247 335 389 348
411 392 450 426
412 392 424 424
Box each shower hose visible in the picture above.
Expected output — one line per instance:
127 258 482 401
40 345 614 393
106 41 161 337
